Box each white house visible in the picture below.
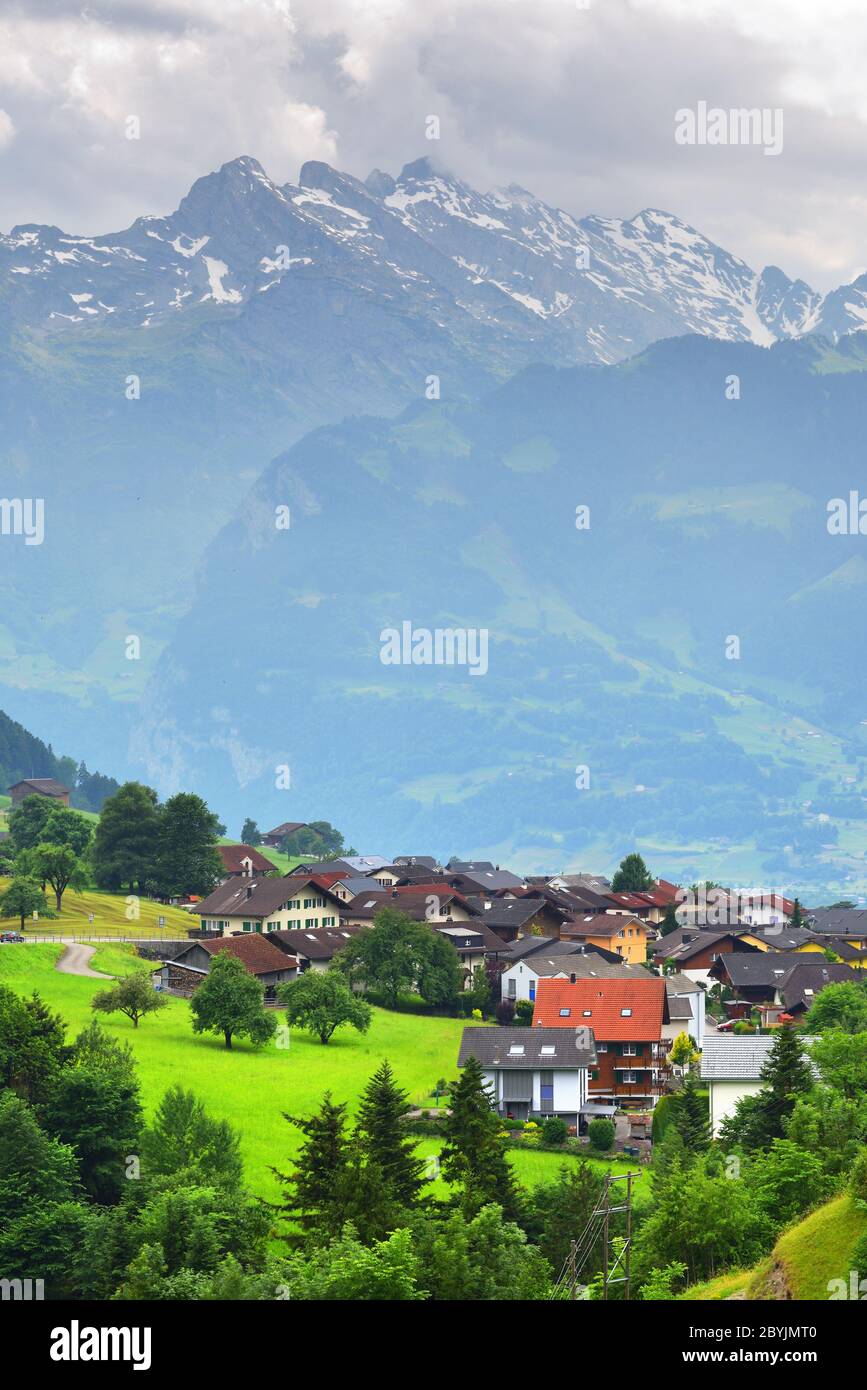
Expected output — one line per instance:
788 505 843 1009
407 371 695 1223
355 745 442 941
457 1025 597 1128
663 972 707 1047
700 1035 776 1136
500 951 642 1004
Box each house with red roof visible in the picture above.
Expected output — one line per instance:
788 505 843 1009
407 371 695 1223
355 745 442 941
216 843 276 880
532 976 669 1106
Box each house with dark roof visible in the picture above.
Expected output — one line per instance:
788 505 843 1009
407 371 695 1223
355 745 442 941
194 875 344 935
216 843 276 880
709 951 835 1007
158 934 297 1000
8 777 70 807
340 888 476 926
458 1026 597 1129
463 894 569 943
265 926 363 971
261 821 306 848
806 908 867 939
652 927 760 983
560 912 648 965
532 976 669 1106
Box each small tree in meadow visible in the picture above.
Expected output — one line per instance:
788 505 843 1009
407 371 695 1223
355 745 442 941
190 952 277 1050
91 971 168 1029
278 969 372 1045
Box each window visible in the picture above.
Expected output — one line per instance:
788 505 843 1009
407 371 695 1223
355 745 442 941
620 1008 632 1017
623 1043 637 1056
596 1042 608 1053
621 1071 638 1085
540 1070 554 1112
242 921 253 933
559 1007 571 1017
540 1045 556 1056
582 1009 592 1017
305 918 316 929
508 1044 525 1056
507 979 517 999
529 982 536 1001
323 916 336 927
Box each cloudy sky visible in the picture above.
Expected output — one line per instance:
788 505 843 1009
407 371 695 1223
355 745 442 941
1 0 867 288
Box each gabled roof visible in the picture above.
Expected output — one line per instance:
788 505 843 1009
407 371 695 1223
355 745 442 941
519 955 641 980
467 896 560 930
342 890 472 922
775 961 854 1011
194 875 342 919
806 908 867 938
184 935 296 976
263 822 306 838
8 777 69 797
653 927 754 962
700 1035 776 1081
264 926 362 960
393 856 439 869
713 952 819 989
747 926 819 951
332 876 388 898
532 976 666 1039
448 868 526 891
289 858 357 876
217 843 275 875
561 912 645 938
458 1026 596 1070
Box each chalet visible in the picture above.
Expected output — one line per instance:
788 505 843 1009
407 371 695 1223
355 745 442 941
708 951 847 1009
393 855 440 871
447 867 526 895
532 976 669 1107
194 875 344 935
216 844 275 879
435 922 510 980
817 936 867 969
652 927 760 985
330 876 387 903
261 821 306 849
159 934 297 1000
340 889 475 926
458 1025 597 1130
700 1035 774 1136
8 778 70 807
265 925 362 971
560 912 648 966
465 894 570 943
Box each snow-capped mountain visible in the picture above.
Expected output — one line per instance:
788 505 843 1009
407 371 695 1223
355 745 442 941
1 153 861 364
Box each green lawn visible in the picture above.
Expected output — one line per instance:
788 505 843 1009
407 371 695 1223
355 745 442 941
0 943 467 1205
0 878 196 939
0 942 650 1210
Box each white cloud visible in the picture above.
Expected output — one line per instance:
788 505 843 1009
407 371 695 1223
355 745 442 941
0 109 14 147
0 1 865 288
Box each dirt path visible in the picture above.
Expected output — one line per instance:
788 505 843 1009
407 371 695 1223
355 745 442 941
55 943 112 979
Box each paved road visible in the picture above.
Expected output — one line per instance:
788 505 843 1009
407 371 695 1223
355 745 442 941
55 943 111 978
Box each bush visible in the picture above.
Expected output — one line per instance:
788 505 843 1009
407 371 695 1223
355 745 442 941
851 1147 867 1202
514 1000 534 1028
588 1118 615 1153
651 1094 676 1144
542 1117 568 1146
496 999 516 1026
852 1232 867 1281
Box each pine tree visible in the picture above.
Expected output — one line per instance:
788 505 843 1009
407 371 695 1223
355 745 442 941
660 902 680 936
355 1060 427 1210
755 1023 814 1144
611 852 654 892
787 898 805 931
440 1056 521 1220
271 1093 355 1245
671 1072 710 1154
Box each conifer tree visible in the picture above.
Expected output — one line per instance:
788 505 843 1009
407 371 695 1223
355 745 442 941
440 1056 521 1220
272 1093 355 1245
355 1060 427 1210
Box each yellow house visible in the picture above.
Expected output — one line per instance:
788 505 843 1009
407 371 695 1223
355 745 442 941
560 912 648 965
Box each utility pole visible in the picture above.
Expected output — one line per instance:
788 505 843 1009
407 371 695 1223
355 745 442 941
568 1239 578 1300
600 1171 634 1301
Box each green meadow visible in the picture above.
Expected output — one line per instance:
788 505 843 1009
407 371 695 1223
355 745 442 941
0 943 644 1205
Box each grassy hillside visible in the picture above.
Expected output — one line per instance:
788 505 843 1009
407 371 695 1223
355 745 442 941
681 1194 867 1300
0 878 195 938
0 943 643 1207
